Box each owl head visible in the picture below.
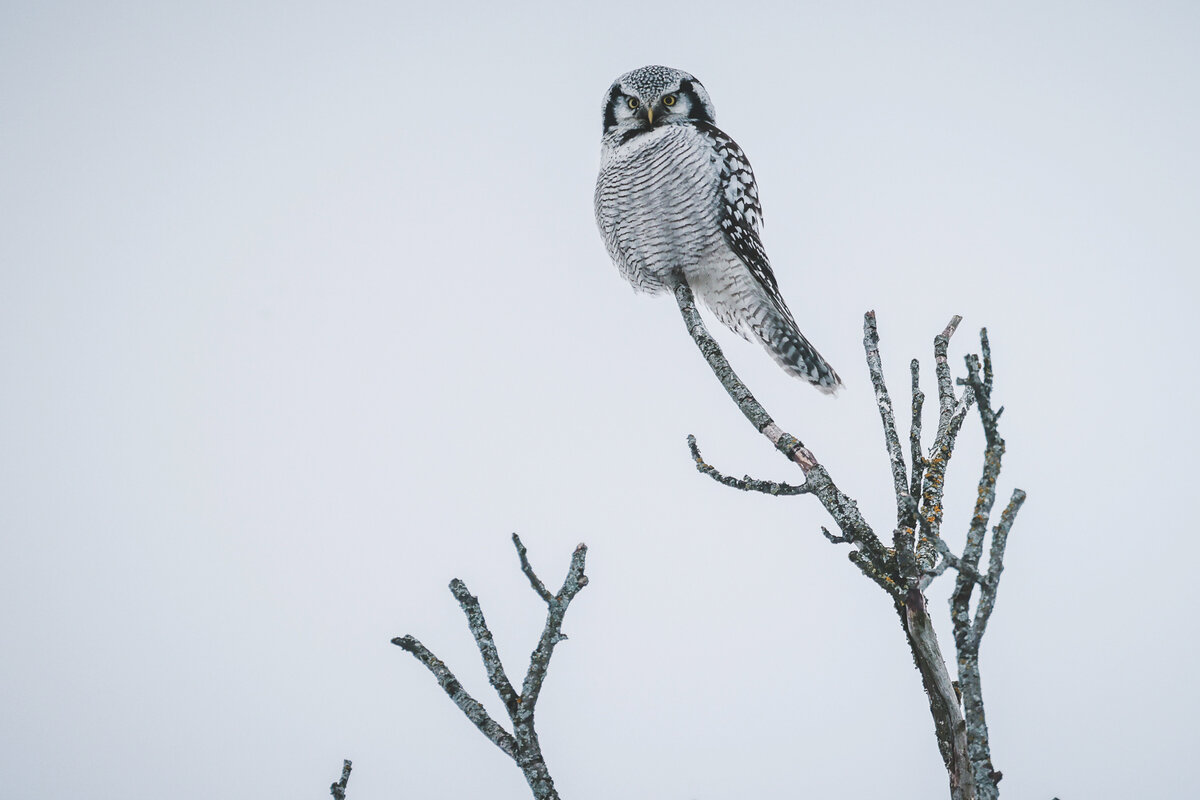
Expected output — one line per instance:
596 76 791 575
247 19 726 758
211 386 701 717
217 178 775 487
601 65 716 137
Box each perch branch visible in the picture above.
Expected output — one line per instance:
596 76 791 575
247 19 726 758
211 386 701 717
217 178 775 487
673 290 975 797
673 281 890 568
670 296 1036 800
673 282 818 471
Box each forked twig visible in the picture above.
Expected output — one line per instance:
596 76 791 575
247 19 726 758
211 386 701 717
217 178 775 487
393 535 588 800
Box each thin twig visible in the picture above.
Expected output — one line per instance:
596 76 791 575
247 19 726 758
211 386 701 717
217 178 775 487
450 579 519 717
934 315 964 440
513 533 554 603
910 359 926 502
821 526 849 544
672 280 891 569
917 317 975 565
972 489 1026 646
516 540 588 715
952 339 1006 658
688 435 811 495
863 311 913 527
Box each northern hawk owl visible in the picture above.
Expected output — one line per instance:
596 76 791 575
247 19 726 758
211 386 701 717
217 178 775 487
594 65 841 393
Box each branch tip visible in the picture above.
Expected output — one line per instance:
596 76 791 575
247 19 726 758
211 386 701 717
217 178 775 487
330 759 352 800
942 315 963 339
687 433 810 495
513 533 554 603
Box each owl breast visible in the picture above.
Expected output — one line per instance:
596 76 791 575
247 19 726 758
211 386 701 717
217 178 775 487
595 125 723 294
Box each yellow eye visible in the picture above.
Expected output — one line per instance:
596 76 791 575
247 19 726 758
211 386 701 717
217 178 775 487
627 97 639 109
662 94 677 106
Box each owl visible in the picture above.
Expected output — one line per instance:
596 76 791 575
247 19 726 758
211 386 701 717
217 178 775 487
595 65 841 393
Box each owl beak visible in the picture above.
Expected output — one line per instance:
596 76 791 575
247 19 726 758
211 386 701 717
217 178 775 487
646 107 654 125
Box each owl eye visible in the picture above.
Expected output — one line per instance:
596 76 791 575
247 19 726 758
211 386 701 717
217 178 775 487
627 97 639 110
662 94 677 106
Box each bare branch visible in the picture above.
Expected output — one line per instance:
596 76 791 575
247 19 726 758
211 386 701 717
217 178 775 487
821 525 848 544
688 434 811 495
981 328 994 392
513 533 554 603
904 589 976 800
952 335 1007 658
972 489 1026 646
391 634 518 759
936 328 1025 800
918 391 975 546
921 559 951 586
673 281 818 472
394 537 589 800
672 279 891 571
450 579 519 717
672 300 1023 800
516 541 588 712
893 526 919 592
934 315 964 440
864 311 913 527
912 316 981 593
511 541 588 800
330 760 352 800
921 539 989 591
848 549 904 599
909 359 926 502
805 467 894 572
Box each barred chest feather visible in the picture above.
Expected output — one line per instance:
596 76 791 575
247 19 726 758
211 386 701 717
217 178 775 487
594 124 726 294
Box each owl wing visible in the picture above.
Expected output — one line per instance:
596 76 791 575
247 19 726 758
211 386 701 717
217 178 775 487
693 121 842 392
695 121 799 328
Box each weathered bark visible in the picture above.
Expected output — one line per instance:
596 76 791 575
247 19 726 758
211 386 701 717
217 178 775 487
393 535 588 800
674 280 1024 799
329 759 352 800
386 284 1025 799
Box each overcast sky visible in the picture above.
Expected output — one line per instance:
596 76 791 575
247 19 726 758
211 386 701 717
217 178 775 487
3 2 1198 798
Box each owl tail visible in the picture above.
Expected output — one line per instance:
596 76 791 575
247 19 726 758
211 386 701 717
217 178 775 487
689 273 842 394
754 306 843 394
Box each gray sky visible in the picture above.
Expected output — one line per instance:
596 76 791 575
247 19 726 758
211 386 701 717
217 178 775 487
2 2 1198 798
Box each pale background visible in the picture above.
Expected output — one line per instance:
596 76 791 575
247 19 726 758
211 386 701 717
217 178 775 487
3 2 1198 798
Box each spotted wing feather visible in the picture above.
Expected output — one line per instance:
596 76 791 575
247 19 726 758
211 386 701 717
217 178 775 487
695 121 842 392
